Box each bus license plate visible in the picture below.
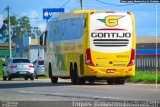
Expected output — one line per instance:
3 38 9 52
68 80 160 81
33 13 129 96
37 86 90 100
107 69 115 73
20 72 26 74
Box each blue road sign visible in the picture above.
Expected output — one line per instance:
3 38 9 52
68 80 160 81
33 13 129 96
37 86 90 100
43 8 65 20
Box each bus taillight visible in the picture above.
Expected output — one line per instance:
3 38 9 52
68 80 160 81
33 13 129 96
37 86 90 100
85 48 94 66
127 49 135 66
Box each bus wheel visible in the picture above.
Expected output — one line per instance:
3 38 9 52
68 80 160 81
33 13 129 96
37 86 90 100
88 79 95 84
70 64 76 84
51 77 58 83
49 63 58 83
107 79 114 85
115 79 125 85
74 63 85 85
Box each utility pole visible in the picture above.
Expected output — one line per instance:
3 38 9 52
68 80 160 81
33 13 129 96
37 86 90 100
7 5 12 58
80 0 83 10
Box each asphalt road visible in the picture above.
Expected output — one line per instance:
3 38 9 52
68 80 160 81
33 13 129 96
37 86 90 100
0 78 160 107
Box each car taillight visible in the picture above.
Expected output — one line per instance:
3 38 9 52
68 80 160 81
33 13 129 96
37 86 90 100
29 65 34 68
10 65 17 68
38 60 40 65
85 48 94 66
127 49 135 66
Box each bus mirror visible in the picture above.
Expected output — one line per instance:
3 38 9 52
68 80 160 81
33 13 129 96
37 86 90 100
40 35 43 45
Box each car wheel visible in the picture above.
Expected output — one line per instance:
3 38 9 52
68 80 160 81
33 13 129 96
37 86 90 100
24 77 28 80
2 73 7 81
3 76 7 81
8 77 12 81
30 76 34 80
35 73 38 79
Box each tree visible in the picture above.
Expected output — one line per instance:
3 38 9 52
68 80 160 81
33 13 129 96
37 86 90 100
0 15 33 42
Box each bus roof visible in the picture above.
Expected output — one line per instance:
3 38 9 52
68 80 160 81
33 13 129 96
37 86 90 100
73 10 131 14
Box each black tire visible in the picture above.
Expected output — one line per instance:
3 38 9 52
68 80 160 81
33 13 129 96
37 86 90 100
49 63 58 83
88 79 95 84
35 76 38 79
3 76 7 81
115 79 125 85
48 63 52 78
24 77 28 80
51 77 58 83
30 76 34 80
7 72 12 81
35 73 38 79
70 63 76 84
3 73 7 81
107 79 114 85
74 63 85 85
8 76 12 81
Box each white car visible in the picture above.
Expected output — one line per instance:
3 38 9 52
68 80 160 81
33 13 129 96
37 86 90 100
2 57 35 80
33 60 45 79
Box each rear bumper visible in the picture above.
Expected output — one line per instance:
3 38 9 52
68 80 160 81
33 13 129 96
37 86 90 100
83 65 135 78
35 71 45 76
9 72 34 78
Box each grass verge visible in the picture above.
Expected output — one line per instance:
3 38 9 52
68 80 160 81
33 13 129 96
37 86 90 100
127 71 160 83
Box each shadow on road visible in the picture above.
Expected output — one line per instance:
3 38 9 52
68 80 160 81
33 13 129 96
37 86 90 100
0 79 108 89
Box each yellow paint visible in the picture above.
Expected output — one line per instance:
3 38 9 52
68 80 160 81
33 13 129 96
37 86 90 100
105 15 124 27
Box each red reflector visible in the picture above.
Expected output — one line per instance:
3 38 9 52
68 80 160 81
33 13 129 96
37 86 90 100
127 12 131 15
90 12 94 15
29 65 34 68
10 65 17 68
127 49 135 66
86 48 94 66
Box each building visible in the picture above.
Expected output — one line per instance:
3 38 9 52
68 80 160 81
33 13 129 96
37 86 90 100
12 36 44 62
0 43 16 60
136 36 160 71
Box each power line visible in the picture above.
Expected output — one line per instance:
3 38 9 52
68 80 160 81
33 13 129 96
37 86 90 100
10 11 43 20
0 8 7 15
0 8 8 19
95 0 139 6
60 0 72 8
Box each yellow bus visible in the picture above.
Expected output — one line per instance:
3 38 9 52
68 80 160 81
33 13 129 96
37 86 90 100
41 10 136 85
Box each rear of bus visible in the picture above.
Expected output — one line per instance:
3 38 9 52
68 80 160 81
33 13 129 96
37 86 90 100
85 11 136 82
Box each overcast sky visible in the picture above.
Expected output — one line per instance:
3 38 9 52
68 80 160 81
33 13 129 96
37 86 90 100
0 0 160 36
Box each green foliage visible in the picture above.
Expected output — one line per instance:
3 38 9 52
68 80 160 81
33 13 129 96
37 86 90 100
0 15 41 41
127 71 160 83
0 59 5 78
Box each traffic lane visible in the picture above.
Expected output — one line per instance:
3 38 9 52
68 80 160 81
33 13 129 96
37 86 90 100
17 83 160 102
0 79 160 102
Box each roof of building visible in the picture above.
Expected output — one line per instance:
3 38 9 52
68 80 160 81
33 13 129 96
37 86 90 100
137 36 160 43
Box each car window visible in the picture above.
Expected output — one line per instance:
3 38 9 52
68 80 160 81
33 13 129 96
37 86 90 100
39 61 44 65
13 59 30 63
